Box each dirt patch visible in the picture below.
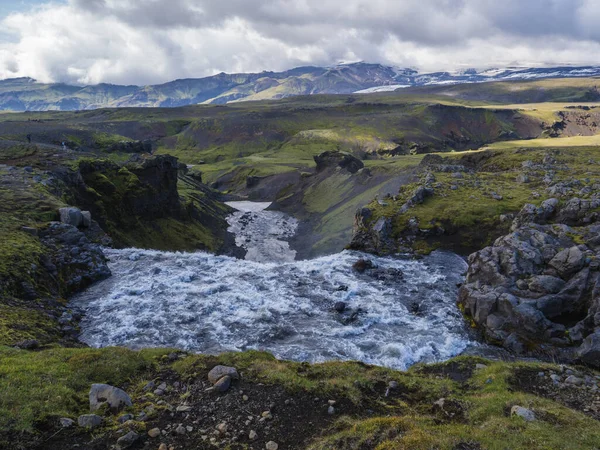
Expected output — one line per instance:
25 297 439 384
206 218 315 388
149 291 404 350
417 361 475 384
35 365 365 450
510 368 600 421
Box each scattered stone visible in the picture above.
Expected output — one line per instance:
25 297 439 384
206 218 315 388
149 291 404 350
511 406 536 422
249 430 258 440
158 445 167 450
550 374 561 383
328 400 336 406
59 418 75 428
243 395 249 401
77 414 103 429
328 406 335 415
143 381 156 391
148 428 161 438
116 431 139 449
334 301 347 313
175 424 186 435
266 441 279 450
565 375 584 385
176 405 193 412
475 364 488 370
89 384 132 412
186 426 193 432
118 414 134 424
213 375 232 392
208 365 239 384
261 411 273 420
216 423 228 434
352 258 373 273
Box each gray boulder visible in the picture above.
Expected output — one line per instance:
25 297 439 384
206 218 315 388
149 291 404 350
528 275 565 294
578 331 600 368
59 418 75 428
59 207 92 228
116 431 139 449
208 365 239 384
81 210 92 228
89 384 132 412
548 246 585 278
213 375 232 393
78 414 103 428
511 406 536 422
59 207 83 227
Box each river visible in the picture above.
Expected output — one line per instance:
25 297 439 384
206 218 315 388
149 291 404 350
69 202 476 370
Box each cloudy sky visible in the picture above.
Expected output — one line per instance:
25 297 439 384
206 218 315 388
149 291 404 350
1 0 600 85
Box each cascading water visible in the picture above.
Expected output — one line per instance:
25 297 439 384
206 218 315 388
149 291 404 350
70 202 476 370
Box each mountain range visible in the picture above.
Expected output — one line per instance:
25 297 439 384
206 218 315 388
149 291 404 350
2 62 600 111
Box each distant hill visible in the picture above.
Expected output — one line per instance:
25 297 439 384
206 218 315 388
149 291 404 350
2 62 600 111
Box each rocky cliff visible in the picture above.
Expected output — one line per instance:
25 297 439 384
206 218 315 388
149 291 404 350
458 198 600 366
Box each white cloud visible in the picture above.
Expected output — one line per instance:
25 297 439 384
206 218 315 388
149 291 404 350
1 0 600 85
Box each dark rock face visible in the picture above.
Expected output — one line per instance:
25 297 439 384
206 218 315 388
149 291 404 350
459 211 600 365
349 210 396 255
39 222 111 297
399 186 434 214
74 154 182 223
314 151 364 174
106 140 152 154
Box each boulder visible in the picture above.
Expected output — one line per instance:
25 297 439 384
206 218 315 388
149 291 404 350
59 207 84 227
548 246 585 278
81 211 92 228
511 406 536 422
208 365 239 384
116 431 139 449
528 275 565 294
213 375 232 393
59 418 75 428
89 384 132 412
334 302 347 313
578 331 600 368
352 259 373 273
77 414 103 429
314 151 364 174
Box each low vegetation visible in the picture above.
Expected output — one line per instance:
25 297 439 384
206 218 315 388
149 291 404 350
1 348 599 449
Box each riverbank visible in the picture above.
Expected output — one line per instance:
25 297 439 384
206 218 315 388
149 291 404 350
2 348 600 450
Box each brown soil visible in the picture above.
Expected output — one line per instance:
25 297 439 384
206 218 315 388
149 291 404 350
32 361 388 450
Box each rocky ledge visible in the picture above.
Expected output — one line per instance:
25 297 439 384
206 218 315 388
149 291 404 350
459 198 600 365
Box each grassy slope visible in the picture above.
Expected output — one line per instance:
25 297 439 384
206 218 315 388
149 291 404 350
361 141 600 254
1 348 599 449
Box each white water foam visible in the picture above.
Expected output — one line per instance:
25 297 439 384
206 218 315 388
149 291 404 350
225 201 298 263
70 247 472 370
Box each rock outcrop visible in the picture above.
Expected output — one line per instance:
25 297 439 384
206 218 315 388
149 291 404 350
459 201 600 365
314 151 364 174
39 222 111 297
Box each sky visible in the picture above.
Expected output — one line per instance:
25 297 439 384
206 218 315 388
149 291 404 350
1 0 600 86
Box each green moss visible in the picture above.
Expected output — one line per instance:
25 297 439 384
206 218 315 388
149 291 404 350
3 349 599 450
0 346 171 432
